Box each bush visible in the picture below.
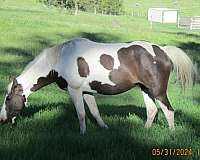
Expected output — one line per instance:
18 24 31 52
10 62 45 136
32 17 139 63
40 0 124 15
97 0 123 15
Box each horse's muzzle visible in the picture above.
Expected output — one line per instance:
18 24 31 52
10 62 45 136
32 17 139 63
0 116 8 123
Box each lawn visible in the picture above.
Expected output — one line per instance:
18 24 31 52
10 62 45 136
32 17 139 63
0 0 200 160
124 0 200 16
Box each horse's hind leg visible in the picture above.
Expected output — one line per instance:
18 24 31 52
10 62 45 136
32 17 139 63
68 86 86 134
142 91 158 128
157 95 174 129
83 94 108 129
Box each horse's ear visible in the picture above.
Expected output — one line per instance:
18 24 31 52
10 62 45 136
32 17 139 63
13 78 18 86
9 75 14 82
11 78 18 91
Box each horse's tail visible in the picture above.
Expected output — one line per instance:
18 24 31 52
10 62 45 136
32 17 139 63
163 46 197 88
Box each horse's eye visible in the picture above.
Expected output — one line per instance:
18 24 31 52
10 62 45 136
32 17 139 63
23 95 26 102
6 96 11 101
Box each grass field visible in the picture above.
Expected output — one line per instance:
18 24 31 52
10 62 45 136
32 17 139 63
0 0 200 160
124 0 200 16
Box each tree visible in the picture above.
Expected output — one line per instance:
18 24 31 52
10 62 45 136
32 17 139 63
40 0 124 15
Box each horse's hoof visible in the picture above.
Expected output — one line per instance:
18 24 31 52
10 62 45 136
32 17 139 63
144 123 152 128
103 124 109 129
169 126 175 130
99 123 109 129
80 129 86 135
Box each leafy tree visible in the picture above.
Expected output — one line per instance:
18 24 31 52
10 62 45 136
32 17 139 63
40 0 123 15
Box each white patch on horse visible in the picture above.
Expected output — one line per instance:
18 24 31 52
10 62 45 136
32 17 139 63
68 86 86 134
142 91 158 128
0 97 7 121
56 38 132 89
54 40 86 89
83 94 108 128
158 100 174 129
11 116 16 124
16 45 61 97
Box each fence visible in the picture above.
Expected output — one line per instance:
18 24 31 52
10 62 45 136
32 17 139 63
178 16 200 30
190 16 200 30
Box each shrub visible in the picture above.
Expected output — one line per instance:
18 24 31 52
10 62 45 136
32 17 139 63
40 0 124 15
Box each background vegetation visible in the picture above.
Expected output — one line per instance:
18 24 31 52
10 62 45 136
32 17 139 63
39 0 200 16
0 0 200 160
124 0 200 16
39 0 124 15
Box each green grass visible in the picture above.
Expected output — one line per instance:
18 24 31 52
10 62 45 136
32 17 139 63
0 0 200 160
124 0 200 16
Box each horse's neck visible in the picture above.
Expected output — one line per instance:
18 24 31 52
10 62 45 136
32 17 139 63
16 45 61 98
16 55 50 97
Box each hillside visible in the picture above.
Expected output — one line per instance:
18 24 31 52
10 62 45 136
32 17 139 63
124 0 200 16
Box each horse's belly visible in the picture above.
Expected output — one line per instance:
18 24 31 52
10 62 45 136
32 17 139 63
84 80 135 95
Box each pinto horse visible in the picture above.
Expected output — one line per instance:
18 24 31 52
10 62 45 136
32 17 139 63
0 38 196 133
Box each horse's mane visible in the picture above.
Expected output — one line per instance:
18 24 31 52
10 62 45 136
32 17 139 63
22 50 47 74
22 44 63 74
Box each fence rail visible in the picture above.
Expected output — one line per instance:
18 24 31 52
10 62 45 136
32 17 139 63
178 16 200 30
190 16 200 30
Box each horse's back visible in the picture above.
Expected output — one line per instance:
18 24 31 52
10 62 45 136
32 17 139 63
54 38 170 93
55 38 131 88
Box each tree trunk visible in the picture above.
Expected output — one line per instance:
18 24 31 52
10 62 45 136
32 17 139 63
74 0 78 15
94 7 96 14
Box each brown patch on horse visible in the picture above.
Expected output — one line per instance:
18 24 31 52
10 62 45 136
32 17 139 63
89 80 135 95
77 57 90 77
89 45 174 111
5 79 26 120
89 45 146 95
100 54 114 70
30 70 68 91
151 45 174 111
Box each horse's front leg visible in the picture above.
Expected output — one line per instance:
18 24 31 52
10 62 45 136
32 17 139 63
68 86 86 134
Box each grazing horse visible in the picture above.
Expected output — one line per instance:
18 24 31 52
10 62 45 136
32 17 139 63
0 38 196 133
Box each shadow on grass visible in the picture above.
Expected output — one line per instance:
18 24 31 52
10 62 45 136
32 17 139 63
0 93 199 160
2 99 198 160
0 36 54 81
1 100 153 160
57 31 122 43
21 99 147 127
193 97 200 104
1 47 34 58
99 104 146 120
176 109 200 137
163 31 200 39
178 41 200 52
0 62 30 78
21 102 69 118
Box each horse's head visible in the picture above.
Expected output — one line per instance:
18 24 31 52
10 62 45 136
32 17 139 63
0 78 26 124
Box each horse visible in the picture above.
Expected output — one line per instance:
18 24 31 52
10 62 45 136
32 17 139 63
0 38 196 134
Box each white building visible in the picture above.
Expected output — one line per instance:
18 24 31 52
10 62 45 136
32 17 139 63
148 8 178 23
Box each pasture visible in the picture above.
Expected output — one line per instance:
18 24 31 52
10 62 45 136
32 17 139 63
124 0 200 16
0 0 200 160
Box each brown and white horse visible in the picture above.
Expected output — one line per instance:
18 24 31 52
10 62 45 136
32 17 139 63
0 38 196 133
